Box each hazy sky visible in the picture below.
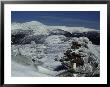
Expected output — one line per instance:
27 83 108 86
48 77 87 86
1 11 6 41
11 11 100 30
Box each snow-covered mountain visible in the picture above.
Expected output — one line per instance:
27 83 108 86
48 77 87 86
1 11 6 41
11 21 100 77
12 21 49 35
12 21 99 33
11 21 100 45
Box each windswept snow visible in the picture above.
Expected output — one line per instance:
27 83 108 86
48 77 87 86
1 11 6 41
12 54 60 77
12 61 59 77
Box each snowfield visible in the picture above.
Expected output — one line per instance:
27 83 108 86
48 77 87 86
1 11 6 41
11 21 100 77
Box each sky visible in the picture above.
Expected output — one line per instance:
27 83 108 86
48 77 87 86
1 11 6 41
11 11 100 30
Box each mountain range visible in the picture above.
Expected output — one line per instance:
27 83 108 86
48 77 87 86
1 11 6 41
11 21 100 45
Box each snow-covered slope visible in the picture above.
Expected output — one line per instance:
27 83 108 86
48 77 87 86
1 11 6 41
12 58 59 77
11 37 100 77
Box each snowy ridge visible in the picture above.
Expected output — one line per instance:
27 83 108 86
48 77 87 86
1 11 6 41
12 21 99 34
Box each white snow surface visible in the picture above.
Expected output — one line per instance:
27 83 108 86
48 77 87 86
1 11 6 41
12 60 52 77
12 54 61 77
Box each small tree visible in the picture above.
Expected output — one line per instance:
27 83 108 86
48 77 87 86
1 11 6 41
59 40 85 76
59 37 99 77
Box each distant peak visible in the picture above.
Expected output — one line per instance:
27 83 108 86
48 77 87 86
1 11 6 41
24 21 43 26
